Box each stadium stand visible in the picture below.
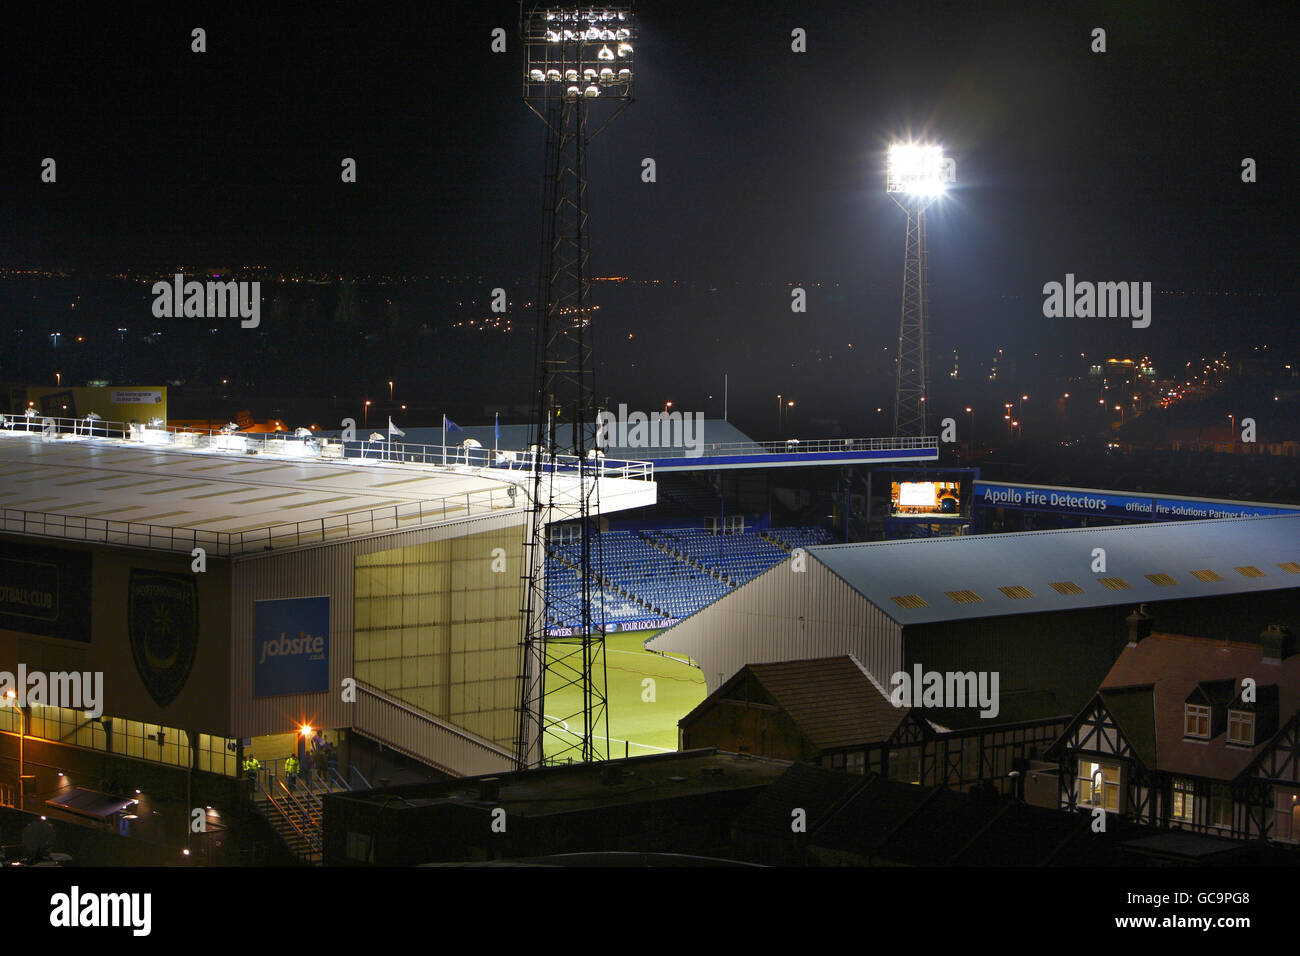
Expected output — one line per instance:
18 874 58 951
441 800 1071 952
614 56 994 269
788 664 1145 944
544 525 835 628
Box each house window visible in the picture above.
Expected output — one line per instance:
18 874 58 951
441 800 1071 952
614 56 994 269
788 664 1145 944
1184 704 1210 739
1078 759 1122 812
888 748 921 785
1171 778 1195 823
1209 784 1233 828
1227 710 1254 747
1273 789 1299 843
846 751 865 775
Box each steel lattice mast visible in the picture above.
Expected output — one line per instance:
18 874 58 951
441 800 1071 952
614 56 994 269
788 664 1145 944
516 4 634 769
887 144 950 439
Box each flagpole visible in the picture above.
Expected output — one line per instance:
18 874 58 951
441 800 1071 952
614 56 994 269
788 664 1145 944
494 411 499 452
442 413 446 466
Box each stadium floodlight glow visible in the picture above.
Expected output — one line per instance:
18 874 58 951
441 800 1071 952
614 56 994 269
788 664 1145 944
523 5 634 105
887 140 955 439
887 143 951 196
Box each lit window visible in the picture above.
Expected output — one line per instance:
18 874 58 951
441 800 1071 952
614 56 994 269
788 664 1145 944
1078 759 1122 812
1227 710 1254 747
1171 778 1195 822
1185 704 1210 739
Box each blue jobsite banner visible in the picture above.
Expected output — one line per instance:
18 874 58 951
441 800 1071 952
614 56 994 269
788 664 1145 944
254 596 330 697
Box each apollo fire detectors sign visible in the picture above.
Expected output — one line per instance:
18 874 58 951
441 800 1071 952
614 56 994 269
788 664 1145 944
253 596 330 697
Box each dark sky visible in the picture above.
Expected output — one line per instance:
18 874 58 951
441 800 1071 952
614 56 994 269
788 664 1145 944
0 0 1295 412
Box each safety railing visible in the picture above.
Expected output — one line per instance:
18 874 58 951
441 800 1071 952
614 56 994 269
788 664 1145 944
621 435 939 459
0 413 654 480
0 414 654 555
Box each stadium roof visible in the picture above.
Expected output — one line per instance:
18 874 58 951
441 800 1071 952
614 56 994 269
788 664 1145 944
0 429 654 555
369 418 758 457
808 515 1300 626
364 420 936 471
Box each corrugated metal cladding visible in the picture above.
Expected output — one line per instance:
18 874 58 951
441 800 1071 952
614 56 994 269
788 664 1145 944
228 510 526 740
648 558 902 695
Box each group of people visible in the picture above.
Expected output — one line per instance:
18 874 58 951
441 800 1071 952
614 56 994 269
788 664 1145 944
284 731 338 791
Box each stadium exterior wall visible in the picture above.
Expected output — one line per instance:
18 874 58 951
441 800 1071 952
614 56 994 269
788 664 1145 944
0 533 233 734
228 510 527 740
650 558 903 696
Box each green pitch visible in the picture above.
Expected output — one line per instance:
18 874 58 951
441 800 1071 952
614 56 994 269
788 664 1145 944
543 630 706 761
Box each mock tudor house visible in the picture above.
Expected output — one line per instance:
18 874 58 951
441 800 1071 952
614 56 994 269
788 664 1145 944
1052 607 1300 844
678 655 1067 796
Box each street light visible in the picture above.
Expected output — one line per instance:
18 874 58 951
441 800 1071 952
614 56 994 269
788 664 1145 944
364 400 372 427
965 406 974 456
388 381 394 401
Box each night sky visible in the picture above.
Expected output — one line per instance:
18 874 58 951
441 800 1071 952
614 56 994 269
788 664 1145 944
0 1 1295 425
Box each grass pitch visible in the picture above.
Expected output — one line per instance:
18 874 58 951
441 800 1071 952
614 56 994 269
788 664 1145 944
543 630 705 761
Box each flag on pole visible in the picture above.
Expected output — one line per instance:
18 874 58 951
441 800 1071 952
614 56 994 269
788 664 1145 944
387 417 404 439
494 412 500 451
445 417 465 434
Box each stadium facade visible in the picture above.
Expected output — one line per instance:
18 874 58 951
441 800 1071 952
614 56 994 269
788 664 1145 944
0 418 654 829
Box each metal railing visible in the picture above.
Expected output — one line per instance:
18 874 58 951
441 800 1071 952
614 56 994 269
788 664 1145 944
616 435 939 459
0 414 655 556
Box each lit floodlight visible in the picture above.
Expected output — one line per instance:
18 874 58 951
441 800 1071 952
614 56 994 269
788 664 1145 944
886 143 953 196
584 84 600 97
524 6 634 103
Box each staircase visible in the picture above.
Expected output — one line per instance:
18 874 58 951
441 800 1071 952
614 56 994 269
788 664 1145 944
252 766 368 865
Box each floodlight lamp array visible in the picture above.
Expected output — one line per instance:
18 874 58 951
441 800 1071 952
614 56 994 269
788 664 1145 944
524 6 633 101
886 143 952 196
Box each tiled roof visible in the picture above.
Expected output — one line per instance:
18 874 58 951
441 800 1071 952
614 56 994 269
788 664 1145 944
1098 632 1300 780
744 656 909 750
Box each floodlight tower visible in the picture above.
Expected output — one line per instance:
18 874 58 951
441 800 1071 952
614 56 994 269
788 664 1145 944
886 143 951 438
516 5 634 769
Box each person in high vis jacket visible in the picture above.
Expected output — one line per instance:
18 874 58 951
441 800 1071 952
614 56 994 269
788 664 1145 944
284 754 300 790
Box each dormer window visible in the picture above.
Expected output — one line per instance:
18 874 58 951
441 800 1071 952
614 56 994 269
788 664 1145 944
1227 710 1255 747
1185 703 1211 739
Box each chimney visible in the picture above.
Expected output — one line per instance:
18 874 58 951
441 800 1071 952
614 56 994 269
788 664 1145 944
1126 604 1153 646
1261 624 1293 664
